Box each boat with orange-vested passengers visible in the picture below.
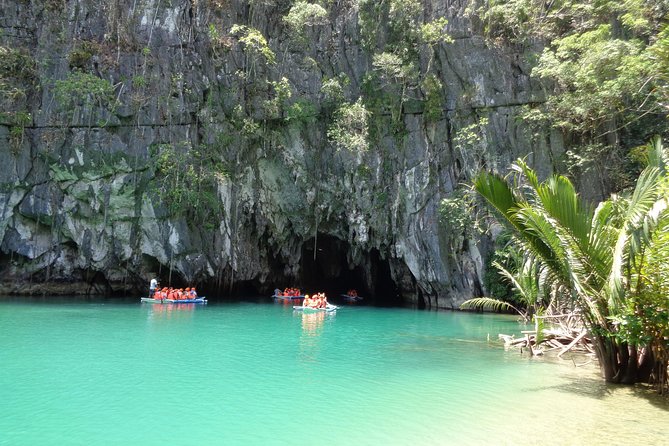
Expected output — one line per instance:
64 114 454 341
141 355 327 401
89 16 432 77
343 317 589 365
143 286 206 304
141 297 207 304
293 292 338 312
272 287 305 300
341 289 363 302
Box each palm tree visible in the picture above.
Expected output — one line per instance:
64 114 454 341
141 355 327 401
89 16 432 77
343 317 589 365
471 137 669 387
461 253 544 322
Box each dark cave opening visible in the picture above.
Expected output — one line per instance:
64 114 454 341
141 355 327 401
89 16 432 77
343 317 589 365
298 234 400 305
368 248 402 307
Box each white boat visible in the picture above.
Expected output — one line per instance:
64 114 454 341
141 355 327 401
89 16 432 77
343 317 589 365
141 297 207 304
293 304 338 312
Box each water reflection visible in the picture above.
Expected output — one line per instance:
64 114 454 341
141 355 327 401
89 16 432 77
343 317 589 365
301 311 326 335
297 311 332 364
276 297 303 306
146 302 196 321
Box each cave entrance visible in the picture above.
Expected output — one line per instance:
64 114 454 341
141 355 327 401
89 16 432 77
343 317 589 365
300 234 361 296
368 248 402 306
299 234 400 305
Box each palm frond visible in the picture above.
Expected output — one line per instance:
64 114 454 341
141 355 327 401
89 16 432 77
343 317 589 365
589 201 617 276
459 297 522 316
536 175 593 251
645 135 667 174
474 171 521 226
514 206 569 282
608 166 665 310
512 158 540 190
492 259 541 307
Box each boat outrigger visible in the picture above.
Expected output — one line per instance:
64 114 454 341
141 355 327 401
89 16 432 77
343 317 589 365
293 304 338 313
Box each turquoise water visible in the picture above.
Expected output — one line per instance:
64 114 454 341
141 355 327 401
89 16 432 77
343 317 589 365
0 299 666 446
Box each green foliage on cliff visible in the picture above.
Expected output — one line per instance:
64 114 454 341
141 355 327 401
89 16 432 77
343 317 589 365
0 45 36 148
438 189 479 238
438 188 482 257
263 77 292 120
284 0 328 42
151 142 227 229
357 0 452 138
327 98 370 152
285 98 317 125
53 71 117 122
231 24 276 78
0 46 36 82
477 0 668 186
320 74 349 106
68 41 98 70
532 24 657 135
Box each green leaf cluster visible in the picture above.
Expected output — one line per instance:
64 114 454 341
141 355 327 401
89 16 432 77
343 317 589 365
284 1 328 39
151 142 228 227
358 0 452 135
468 137 669 388
533 24 655 134
327 98 370 152
53 71 116 114
231 24 276 65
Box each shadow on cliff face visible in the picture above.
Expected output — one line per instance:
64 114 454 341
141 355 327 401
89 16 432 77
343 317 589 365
298 234 401 306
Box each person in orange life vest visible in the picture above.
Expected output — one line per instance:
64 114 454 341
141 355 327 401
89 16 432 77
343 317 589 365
303 294 311 307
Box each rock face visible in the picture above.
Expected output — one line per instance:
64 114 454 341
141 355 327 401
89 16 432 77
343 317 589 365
0 0 564 306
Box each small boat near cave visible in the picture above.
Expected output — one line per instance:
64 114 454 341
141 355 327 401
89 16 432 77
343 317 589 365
340 294 364 302
273 294 305 301
141 297 207 304
293 304 338 313
272 288 305 301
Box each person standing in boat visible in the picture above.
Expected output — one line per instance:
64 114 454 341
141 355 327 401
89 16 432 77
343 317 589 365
149 278 159 298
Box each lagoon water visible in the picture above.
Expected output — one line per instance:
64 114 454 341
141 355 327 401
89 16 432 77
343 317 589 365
0 298 666 445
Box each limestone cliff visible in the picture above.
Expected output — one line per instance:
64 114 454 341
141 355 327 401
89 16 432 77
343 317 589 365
0 0 564 306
